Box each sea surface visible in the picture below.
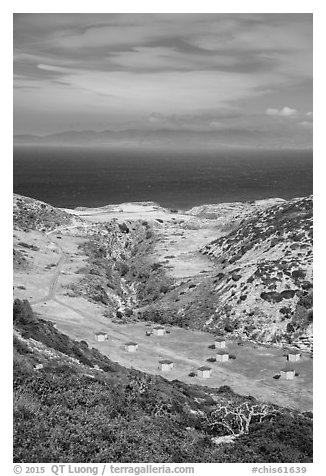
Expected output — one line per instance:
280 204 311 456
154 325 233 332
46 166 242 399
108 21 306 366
13 146 313 210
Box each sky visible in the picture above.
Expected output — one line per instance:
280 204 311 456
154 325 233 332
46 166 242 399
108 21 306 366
13 13 313 147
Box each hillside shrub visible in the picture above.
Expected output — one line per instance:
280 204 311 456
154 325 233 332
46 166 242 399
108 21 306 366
281 290 296 299
260 292 283 303
286 323 295 333
279 307 291 315
292 269 306 280
118 223 129 234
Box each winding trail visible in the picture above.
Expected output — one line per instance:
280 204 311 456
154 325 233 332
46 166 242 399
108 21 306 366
30 230 66 305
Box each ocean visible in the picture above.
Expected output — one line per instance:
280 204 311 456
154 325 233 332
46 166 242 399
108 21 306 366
13 146 313 210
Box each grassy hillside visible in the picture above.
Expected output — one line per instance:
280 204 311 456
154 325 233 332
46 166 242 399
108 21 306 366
139 197 313 351
13 299 312 463
13 193 313 349
200 196 313 347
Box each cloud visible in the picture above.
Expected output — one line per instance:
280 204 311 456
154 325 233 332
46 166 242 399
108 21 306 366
265 106 297 117
15 66 270 117
37 64 71 73
299 121 313 128
107 46 245 73
14 13 312 77
13 13 312 147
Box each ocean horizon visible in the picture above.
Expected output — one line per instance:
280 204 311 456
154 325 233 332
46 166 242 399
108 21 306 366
13 145 313 210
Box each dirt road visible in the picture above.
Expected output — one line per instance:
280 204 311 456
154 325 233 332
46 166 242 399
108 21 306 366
30 231 66 305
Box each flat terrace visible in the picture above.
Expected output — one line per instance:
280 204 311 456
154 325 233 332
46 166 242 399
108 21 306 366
33 295 312 412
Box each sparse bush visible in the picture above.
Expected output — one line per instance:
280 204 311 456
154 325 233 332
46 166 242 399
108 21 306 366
217 385 234 394
280 307 291 315
118 222 129 234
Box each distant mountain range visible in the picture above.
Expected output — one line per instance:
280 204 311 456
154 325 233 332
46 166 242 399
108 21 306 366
13 128 302 149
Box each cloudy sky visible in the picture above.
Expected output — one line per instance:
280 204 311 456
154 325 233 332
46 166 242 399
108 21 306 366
13 13 313 147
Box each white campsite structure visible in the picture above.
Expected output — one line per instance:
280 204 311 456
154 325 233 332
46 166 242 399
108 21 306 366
215 337 226 349
153 326 166 336
159 360 174 372
215 350 229 362
280 368 295 380
286 351 301 362
95 332 108 342
197 366 212 378
124 342 138 353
